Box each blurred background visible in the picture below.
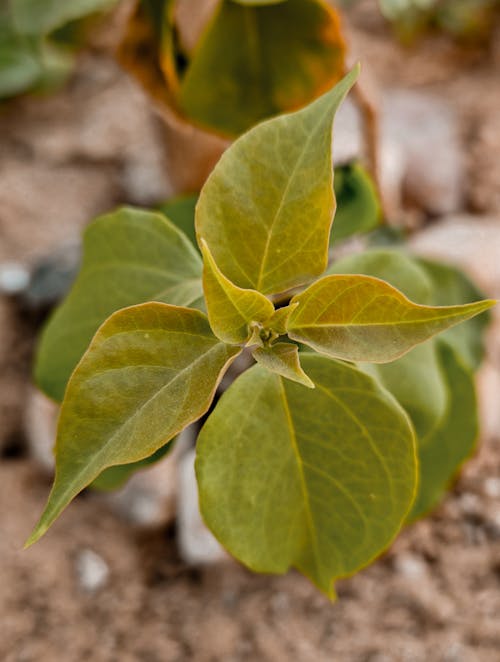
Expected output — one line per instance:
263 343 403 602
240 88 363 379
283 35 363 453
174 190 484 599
1 0 500 660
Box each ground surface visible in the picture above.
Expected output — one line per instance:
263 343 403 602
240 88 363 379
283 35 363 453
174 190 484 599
1 2 500 660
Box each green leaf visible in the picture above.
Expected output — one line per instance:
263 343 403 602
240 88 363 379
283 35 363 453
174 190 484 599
91 440 174 492
159 194 198 249
252 343 314 388
196 67 359 296
200 239 275 344
416 257 491 370
329 249 446 439
196 353 417 597
409 340 478 519
363 343 447 441
179 0 346 136
0 15 40 98
27 303 241 546
331 163 381 244
35 207 204 402
287 274 494 363
11 0 118 36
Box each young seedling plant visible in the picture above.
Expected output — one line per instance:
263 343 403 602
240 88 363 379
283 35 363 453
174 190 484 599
28 67 495 598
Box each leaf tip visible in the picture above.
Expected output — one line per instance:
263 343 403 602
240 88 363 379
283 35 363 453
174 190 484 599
24 522 47 549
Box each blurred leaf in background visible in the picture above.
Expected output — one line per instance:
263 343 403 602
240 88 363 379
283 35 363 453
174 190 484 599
379 0 499 42
0 0 118 100
120 0 346 137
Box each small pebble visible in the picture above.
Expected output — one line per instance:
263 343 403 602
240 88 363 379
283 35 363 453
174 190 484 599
394 553 427 580
0 262 30 295
458 492 482 516
483 477 500 499
75 548 109 592
177 448 228 565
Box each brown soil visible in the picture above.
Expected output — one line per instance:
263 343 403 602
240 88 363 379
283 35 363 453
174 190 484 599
1 2 500 660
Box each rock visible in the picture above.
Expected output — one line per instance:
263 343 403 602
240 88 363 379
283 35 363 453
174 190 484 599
97 446 179 528
378 137 406 219
21 241 80 310
332 97 364 166
394 553 428 580
75 548 109 592
483 477 500 499
458 492 482 517
331 89 464 219
177 447 228 565
23 387 58 474
0 263 30 296
381 90 464 216
408 215 500 297
0 161 114 265
476 362 500 443
0 301 27 452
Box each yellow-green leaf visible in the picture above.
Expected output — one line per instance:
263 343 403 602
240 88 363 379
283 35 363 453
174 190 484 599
200 239 274 344
35 207 204 402
196 67 359 295
252 342 314 388
288 274 495 363
196 353 417 597
264 303 299 335
27 303 240 546
179 0 346 136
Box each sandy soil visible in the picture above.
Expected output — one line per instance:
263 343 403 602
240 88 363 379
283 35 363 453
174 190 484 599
1 2 500 660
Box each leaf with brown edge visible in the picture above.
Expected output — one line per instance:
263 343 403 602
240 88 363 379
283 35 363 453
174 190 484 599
179 0 346 136
27 303 240 546
287 274 495 363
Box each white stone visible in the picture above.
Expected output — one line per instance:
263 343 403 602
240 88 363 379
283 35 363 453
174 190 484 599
98 443 180 528
23 387 58 474
458 492 482 516
0 262 30 295
75 548 109 592
381 90 464 215
408 215 500 297
332 97 364 166
476 362 500 443
483 477 500 499
177 447 228 565
394 552 428 580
